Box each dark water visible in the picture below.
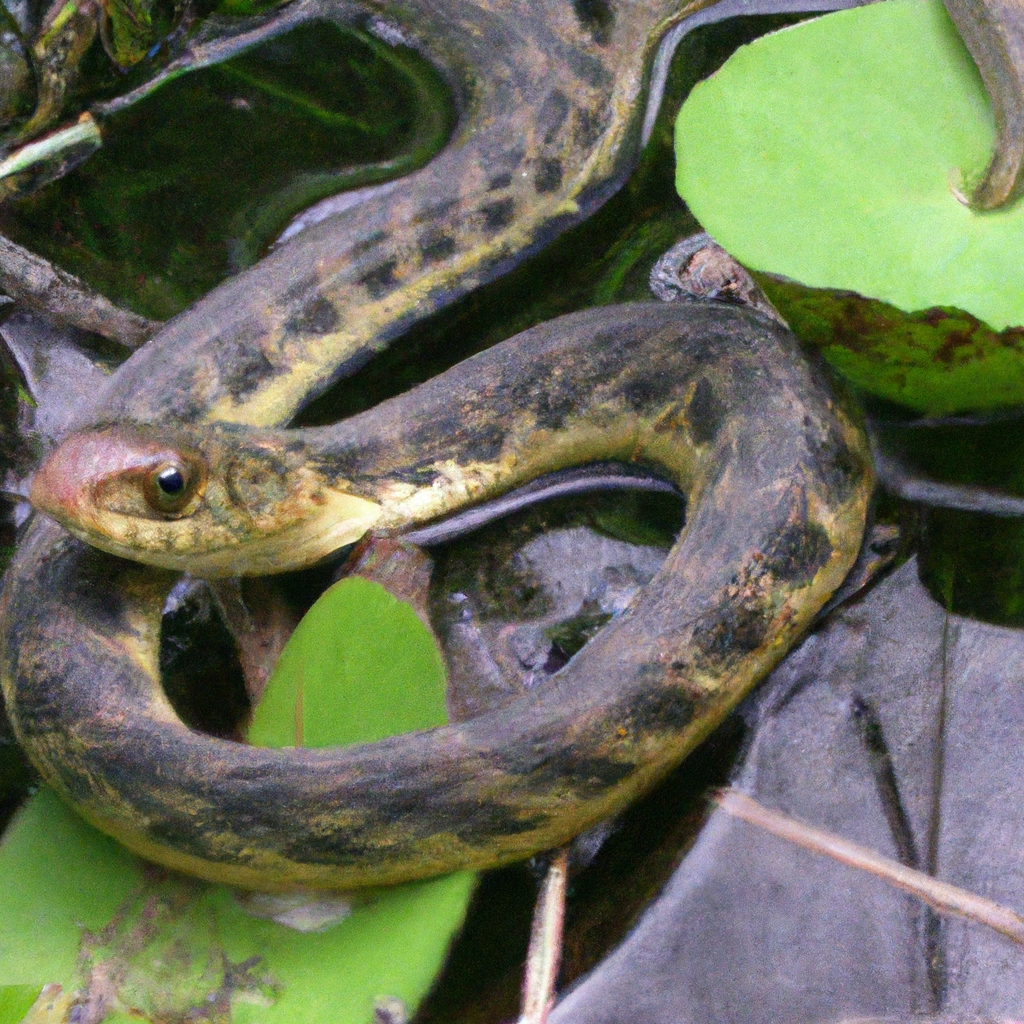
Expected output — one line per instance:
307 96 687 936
876 410 1024 624
0 19 454 319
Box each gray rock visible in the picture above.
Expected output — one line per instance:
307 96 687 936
553 559 1024 1021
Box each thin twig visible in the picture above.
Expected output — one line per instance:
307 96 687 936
0 233 158 347
518 848 570 1024
715 789 1024 945
0 115 100 179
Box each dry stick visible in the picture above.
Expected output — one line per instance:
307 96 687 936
207 578 299 706
519 848 570 1024
0 233 158 348
716 789 1024 945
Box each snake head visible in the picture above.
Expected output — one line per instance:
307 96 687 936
30 424 383 577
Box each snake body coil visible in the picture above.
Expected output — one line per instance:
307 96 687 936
0 0 874 890
12 303 870 889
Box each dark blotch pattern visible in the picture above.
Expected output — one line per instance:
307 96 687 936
535 158 564 194
383 464 449 487
574 107 604 149
222 344 278 403
359 260 398 300
618 371 679 414
809 419 864 503
278 827 387 865
351 230 390 257
322 436 389 486
414 199 459 225
531 374 582 431
693 597 773 665
763 514 834 586
565 48 613 90
571 0 614 42
290 296 340 337
280 273 320 308
687 378 725 445
614 342 687 411
538 89 571 145
161 365 207 422
624 676 697 734
408 412 508 467
448 800 548 844
498 741 635 797
420 233 458 265
487 172 512 191
481 198 515 233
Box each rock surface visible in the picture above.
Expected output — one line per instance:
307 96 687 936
553 559 1024 1022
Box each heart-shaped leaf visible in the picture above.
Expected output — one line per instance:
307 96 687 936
248 576 447 748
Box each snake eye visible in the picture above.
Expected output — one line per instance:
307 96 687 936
156 466 185 495
144 460 200 517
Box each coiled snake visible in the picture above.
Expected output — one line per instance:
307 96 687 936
0 0 873 890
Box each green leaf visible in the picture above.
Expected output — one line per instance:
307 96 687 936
674 0 1024 412
101 0 159 69
0 579 474 1023
755 273 1024 414
249 576 447 748
0 985 42 1023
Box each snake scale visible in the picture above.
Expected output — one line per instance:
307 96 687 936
0 0 878 890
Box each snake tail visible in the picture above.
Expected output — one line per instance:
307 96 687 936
942 0 1024 209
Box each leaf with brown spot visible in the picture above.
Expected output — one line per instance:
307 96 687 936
758 273 1024 415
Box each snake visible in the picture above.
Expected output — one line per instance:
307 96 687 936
0 0 883 891
13 300 872 890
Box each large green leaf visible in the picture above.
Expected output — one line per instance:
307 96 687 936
676 0 1023 326
0 579 474 1023
0 986 42 1024
674 0 1024 413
